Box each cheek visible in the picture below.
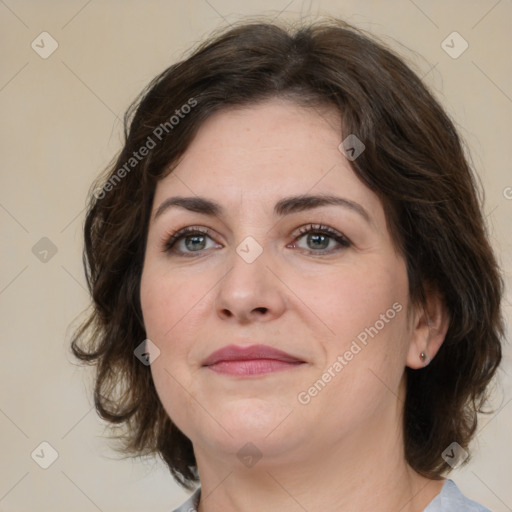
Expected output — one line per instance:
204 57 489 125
140 262 214 400
150 358 199 439
330 264 408 392
140 266 205 433
308 257 409 343
312 257 411 407
140 260 212 342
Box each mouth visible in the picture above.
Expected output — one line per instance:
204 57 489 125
202 344 306 377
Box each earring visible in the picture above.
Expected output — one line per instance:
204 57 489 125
420 352 427 363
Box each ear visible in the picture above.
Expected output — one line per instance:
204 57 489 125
406 283 450 369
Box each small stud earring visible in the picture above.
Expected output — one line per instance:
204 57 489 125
420 352 427 362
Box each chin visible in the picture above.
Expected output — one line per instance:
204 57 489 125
191 397 304 457
226 397 289 431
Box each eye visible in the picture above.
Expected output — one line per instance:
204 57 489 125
162 224 350 256
288 224 351 254
162 226 222 256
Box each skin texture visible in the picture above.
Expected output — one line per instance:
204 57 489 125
140 98 449 511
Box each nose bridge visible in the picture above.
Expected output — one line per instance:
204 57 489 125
236 234 266 265
215 233 285 321
225 234 271 297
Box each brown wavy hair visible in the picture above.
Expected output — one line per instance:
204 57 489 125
71 18 505 489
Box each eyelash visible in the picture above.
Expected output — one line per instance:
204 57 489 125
162 226 215 256
292 224 351 253
162 224 351 256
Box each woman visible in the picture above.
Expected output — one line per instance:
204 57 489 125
72 18 504 511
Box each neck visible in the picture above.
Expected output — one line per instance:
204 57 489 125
193 384 444 512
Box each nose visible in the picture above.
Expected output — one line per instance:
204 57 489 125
214 242 287 324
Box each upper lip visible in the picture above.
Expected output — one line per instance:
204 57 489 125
202 344 304 366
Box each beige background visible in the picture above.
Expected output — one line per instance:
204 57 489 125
0 1 511 511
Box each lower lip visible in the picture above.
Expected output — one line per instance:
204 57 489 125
205 359 304 376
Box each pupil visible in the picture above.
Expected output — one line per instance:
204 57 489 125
186 235 206 251
308 233 329 250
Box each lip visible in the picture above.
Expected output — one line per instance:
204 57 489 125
202 344 306 376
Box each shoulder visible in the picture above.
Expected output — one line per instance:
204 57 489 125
424 479 491 512
170 487 201 512
170 481 490 512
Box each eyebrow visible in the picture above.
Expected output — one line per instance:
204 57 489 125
154 194 371 223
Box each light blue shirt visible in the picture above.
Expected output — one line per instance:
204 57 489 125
170 479 491 511
425 479 491 511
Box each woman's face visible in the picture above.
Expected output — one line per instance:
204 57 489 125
140 98 414 467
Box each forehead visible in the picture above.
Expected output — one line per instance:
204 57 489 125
153 98 384 223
